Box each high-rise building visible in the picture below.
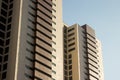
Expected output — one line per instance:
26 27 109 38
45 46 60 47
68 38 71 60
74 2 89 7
0 0 104 80
0 0 63 80
63 24 104 80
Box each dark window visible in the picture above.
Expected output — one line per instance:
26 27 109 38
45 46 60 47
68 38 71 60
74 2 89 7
0 23 6 31
69 54 72 59
69 60 72 64
64 55 67 59
3 63 7 70
9 3 13 9
0 31 5 38
64 65 67 70
4 55 8 62
0 65 1 71
68 33 74 37
9 10 13 16
69 76 72 80
0 56 2 62
0 48 3 54
0 16 6 24
64 71 67 75
1 9 7 16
69 71 72 75
7 24 11 30
68 37 75 42
7 32 11 38
2 72 7 79
68 48 75 52
10 0 14 2
68 28 74 32
6 39 10 45
64 60 67 64
2 2 8 10
0 39 4 46
64 76 68 80
5 47 9 53
68 42 75 47
69 65 72 69
8 17 12 23
3 0 9 3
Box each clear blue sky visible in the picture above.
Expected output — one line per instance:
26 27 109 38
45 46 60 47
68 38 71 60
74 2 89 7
63 0 120 80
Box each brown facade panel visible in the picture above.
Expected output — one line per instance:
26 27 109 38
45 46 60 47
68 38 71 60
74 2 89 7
35 54 52 67
44 0 52 5
36 38 52 51
36 31 52 44
86 34 96 43
37 0 52 11
87 44 97 53
86 26 95 38
35 46 52 59
36 17 52 31
36 24 52 37
35 62 52 75
34 70 51 80
87 49 97 58
37 10 52 24
37 4 52 18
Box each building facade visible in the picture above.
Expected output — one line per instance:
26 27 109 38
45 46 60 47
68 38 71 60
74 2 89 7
0 0 63 80
0 0 104 80
63 24 104 80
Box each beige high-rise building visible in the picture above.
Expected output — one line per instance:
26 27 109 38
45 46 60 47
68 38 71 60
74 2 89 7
0 0 63 80
63 24 104 80
0 0 104 80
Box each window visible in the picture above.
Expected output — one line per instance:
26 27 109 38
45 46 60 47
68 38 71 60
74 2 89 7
7 24 11 30
68 33 74 37
0 48 3 54
52 70 56 74
0 31 5 38
68 48 75 52
2 2 8 10
6 39 10 45
0 16 6 24
0 65 1 71
69 60 72 64
3 63 7 70
69 54 72 59
69 65 72 69
64 71 68 75
0 39 4 46
68 37 75 42
0 56 2 62
7 32 11 38
68 28 74 32
9 10 13 16
68 42 75 47
69 71 72 75
52 62 56 66
8 17 12 23
64 65 67 70
64 76 68 80
64 60 67 64
3 0 9 3
10 0 13 2
4 55 8 62
64 55 67 59
69 76 72 80
5 47 9 53
9 3 13 9
1 9 7 16
0 23 6 31
2 72 7 79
